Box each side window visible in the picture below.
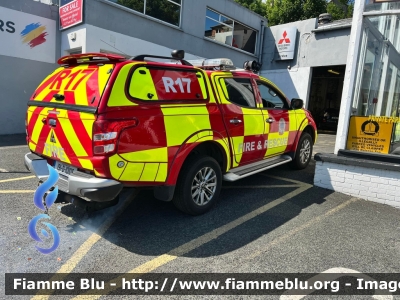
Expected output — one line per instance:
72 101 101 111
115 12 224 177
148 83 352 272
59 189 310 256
257 81 289 109
129 66 208 101
221 78 256 108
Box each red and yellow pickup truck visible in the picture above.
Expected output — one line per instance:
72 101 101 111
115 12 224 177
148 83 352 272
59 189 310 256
24 51 317 215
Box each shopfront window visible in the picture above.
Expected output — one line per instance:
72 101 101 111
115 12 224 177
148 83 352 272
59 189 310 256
204 8 257 54
348 2 400 155
114 0 181 27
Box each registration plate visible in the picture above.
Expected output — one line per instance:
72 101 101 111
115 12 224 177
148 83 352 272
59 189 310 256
55 161 77 177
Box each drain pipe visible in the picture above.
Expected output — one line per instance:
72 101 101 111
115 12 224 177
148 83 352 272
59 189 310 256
258 20 266 65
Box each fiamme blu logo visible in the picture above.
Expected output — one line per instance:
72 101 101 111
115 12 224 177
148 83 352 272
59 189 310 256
28 165 60 254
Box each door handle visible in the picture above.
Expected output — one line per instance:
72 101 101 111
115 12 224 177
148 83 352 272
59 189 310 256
230 118 242 124
266 118 275 123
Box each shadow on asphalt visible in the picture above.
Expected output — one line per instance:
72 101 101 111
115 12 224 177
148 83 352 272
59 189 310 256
0 134 26 147
58 163 335 258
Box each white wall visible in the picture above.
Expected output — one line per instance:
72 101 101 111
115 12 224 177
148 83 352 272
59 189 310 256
61 24 87 54
61 24 204 60
315 161 400 209
260 67 312 106
0 7 56 63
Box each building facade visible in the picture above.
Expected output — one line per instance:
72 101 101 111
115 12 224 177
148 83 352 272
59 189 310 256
315 0 400 209
261 17 351 122
1 0 267 135
0 0 59 135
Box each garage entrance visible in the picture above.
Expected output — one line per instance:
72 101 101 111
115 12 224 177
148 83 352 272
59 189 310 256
308 65 346 132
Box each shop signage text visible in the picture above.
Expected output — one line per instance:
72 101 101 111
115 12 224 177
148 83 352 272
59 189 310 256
346 116 393 154
0 7 56 63
275 27 297 60
368 115 400 124
59 0 83 30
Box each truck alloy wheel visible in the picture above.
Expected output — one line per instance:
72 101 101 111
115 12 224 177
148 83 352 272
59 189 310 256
292 132 313 170
299 138 311 165
191 167 217 206
173 155 222 215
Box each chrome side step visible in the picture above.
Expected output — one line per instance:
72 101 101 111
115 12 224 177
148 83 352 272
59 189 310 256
223 155 292 182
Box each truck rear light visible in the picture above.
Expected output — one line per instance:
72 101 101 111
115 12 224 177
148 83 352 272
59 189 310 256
92 119 138 156
93 132 117 141
94 144 115 154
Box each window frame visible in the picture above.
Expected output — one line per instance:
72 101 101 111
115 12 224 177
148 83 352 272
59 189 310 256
108 0 183 28
218 77 259 109
256 80 290 110
125 64 210 104
204 7 258 55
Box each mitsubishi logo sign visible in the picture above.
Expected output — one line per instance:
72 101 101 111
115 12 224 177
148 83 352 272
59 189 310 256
278 31 291 45
276 27 297 60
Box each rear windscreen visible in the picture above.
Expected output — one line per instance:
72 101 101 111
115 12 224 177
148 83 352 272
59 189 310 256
30 64 114 108
128 66 208 102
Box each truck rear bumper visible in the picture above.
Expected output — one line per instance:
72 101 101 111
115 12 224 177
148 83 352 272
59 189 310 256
24 153 123 202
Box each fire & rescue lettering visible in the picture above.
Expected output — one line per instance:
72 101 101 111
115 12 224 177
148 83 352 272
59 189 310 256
238 137 289 153
44 143 66 160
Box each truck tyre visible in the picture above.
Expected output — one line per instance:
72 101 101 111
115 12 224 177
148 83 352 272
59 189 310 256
291 132 313 170
173 155 222 215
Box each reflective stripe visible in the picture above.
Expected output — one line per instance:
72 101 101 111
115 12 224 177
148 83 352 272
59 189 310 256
120 147 168 163
139 163 159 181
78 159 93 170
119 163 144 181
109 154 127 180
163 114 212 147
264 131 290 157
243 113 264 136
107 63 140 107
79 112 95 139
58 118 88 157
31 117 44 146
155 163 168 182
196 71 208 99
43 130 71 164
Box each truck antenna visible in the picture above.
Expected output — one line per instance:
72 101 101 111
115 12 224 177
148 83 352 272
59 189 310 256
100 39 130 57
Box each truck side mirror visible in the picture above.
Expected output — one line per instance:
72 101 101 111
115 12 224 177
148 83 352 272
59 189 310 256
291 98 304 110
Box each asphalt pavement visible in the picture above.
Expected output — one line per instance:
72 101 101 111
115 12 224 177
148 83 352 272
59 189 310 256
1 133 399 300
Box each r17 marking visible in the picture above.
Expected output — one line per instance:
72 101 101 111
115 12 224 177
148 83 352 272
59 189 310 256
162 77 192 93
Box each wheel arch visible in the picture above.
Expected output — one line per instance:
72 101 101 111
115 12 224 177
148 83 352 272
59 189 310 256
166 137 230 186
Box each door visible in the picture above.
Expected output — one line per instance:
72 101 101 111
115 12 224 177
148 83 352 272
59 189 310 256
215 76 265 167
256 80 295 158
26 59 114 171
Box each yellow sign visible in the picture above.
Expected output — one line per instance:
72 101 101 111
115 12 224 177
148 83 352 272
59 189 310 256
346 116 393 154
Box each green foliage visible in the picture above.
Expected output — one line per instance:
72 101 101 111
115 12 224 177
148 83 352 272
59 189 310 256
117 0 144 13
234 0 354 26
233 0 267 18
327 0 354 20
265 0 327 26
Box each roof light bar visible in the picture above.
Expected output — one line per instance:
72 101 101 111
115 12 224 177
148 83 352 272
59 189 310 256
187 58 236 70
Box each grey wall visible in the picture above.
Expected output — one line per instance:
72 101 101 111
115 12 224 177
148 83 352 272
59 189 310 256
262 18 350 70
0 0 60 135
260 18 350 106
86 0 267 66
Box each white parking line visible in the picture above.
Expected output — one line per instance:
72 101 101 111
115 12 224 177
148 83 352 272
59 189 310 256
71 184 312 300
223 185 301 189
0 176 35 183
0 190 35 193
